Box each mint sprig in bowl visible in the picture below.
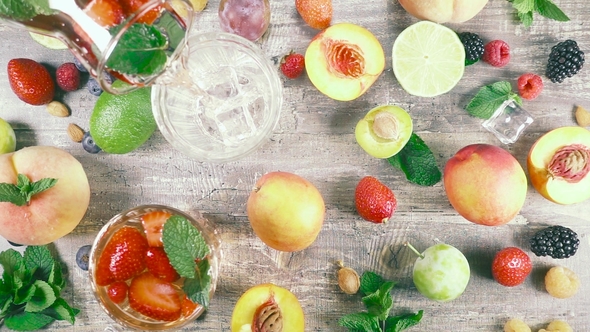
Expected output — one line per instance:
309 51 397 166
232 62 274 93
88 205 221 331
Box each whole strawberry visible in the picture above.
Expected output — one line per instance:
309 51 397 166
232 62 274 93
492 247 532 287
56 62 81 92
295 0 332 30
7 58 55 105
355 176 397 223
280 52 305 79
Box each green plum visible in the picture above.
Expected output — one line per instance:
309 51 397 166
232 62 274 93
410 243 470 302
0 118 16 154
355 105 413 159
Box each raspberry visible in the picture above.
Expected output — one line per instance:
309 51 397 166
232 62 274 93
544 266 579 299
491 247 532 287
56 62 81 92
482 40 510 67
517 73 543 100
504 318 531 332
280 52 305 79
539 320 573 332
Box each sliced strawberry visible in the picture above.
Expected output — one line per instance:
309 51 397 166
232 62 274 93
181 295 199 318
128 272 182 321
141 211 172 247
84 0 126 27
120 0 162 24
7 58 55 106
95 226 148 286
145 247 180 282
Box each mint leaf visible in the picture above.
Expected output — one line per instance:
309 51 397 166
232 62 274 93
535 0 569 21
24 246 53 282
0 0 37 20
518 11 534 27
29 0 56 16
107 23 168 76
0 184 26 206
387 133 441 186
183 260 211 309
360 271 384 295
465 81 521 119
41 298 78 324
512 0 534 13
339 312 381 332
0 174 57 206
162 215 210 279
362 281 395 321
0 249 25 280
25 280 55 312
385 310 424 332
48 261 65 291
5 311 55 331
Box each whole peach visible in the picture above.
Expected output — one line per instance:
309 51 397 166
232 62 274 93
398 0 489 23
247 171 325 252
0 146 90 245
443 144 527 226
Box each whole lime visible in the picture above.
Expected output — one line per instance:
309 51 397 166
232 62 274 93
90 81 155 154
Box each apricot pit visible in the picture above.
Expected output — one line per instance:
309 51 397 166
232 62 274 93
305 23 385 101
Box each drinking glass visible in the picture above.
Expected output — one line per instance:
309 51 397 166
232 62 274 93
0 0 194 94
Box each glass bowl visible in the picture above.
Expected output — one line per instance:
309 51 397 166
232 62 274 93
152 31 283 163
88 205 221 330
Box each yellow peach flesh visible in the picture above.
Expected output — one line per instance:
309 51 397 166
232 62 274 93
305 23 385 101
231 283 305 332
528 126 590 205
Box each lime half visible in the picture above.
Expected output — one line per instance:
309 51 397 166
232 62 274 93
392 21 465 97
29 32 68 50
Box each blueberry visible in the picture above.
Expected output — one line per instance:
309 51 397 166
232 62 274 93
76 245 92 271
73 56 88 73
82 132 101 154
87 78 103 96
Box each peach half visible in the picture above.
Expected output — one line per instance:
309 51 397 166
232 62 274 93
231 283 305 332
398 0 489 23
305 23 385 101
528 126 590 205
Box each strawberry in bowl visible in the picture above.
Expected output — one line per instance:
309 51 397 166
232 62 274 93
88 205 221 330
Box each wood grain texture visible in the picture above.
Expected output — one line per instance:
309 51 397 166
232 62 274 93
1 0 590 330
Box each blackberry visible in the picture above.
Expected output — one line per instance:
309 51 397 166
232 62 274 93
546 39 585 83
458 32 484 66
530 225 579 259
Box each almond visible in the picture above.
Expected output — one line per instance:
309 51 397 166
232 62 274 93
67 123 85 143
575 105 590 127
47 101 69 117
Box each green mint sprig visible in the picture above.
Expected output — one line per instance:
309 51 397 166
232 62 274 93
338 271 423 332
0 0 55 21
0 246 79 331
508 0 569 27
162 215 212 309
0 174 57 206
388 133 442 186
107 23 168 76
465 81 522 119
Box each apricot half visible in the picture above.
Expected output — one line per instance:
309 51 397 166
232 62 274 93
528 126 590 205
231 283 305 332
355 105 413 158
305 23 385 101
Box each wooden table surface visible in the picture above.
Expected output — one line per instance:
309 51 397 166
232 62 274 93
1 0 590 331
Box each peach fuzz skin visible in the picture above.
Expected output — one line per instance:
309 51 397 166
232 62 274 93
247 171 325 252
443 144 527 226
398 0 489 23
0 146 90 245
